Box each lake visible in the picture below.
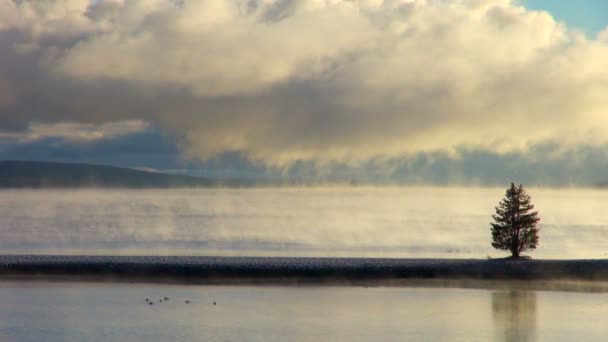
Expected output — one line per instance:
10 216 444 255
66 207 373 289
2 187 608 341
0 187 607 258
0 281 606 341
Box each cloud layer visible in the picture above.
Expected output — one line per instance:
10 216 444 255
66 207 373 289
0 120 150 142
1 0 607 165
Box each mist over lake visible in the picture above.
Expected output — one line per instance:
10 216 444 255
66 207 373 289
0 187 606 259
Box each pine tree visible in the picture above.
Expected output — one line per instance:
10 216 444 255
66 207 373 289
491 183 540 258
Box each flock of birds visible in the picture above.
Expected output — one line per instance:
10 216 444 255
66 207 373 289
145 297 216 306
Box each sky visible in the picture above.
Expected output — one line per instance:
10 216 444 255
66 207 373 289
0 0 607 186
524 0 608 36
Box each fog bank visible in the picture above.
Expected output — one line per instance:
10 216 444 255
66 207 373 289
0 187 606 259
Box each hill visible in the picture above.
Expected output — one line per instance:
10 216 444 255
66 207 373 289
0 160 222 188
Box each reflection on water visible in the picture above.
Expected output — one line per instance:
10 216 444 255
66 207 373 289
1 282 608 341
492 291 537 342
0 283 496 341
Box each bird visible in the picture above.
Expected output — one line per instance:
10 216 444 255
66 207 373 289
185 300 190 304
164 297 168 301
213 301 216 306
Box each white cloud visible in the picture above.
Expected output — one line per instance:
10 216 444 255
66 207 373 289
0 0 608 165
598 27 608 42
0 120 151 143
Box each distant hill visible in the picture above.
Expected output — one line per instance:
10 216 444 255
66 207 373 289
0 160 226 188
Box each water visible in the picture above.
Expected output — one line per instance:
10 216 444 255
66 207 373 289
0 187 607 258
0 282 605 341
2 187 608 341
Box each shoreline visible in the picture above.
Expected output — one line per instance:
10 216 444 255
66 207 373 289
2 256 608 287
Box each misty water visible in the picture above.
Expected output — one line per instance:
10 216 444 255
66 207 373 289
2 187 608 341
0 187 607 258
0 282 606 341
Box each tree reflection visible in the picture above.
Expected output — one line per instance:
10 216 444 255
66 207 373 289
492 291 537 342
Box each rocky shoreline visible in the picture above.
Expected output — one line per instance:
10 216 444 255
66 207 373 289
1 256 608 286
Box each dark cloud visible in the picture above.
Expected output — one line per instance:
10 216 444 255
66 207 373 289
5 128 608 186
0 128 179 169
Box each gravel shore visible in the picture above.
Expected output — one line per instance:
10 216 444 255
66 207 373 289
1 256 608 286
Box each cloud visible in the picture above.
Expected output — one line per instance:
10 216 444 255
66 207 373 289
0 120 151 143
0 124 187 170
1 0 608 166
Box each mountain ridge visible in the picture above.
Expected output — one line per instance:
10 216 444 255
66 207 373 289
0 160 223 188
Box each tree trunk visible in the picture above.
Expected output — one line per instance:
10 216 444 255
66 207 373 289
511 249 519 258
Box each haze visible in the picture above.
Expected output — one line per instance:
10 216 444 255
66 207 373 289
0 187 604 259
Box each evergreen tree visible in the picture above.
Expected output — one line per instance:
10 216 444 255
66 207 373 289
491 183 540 258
